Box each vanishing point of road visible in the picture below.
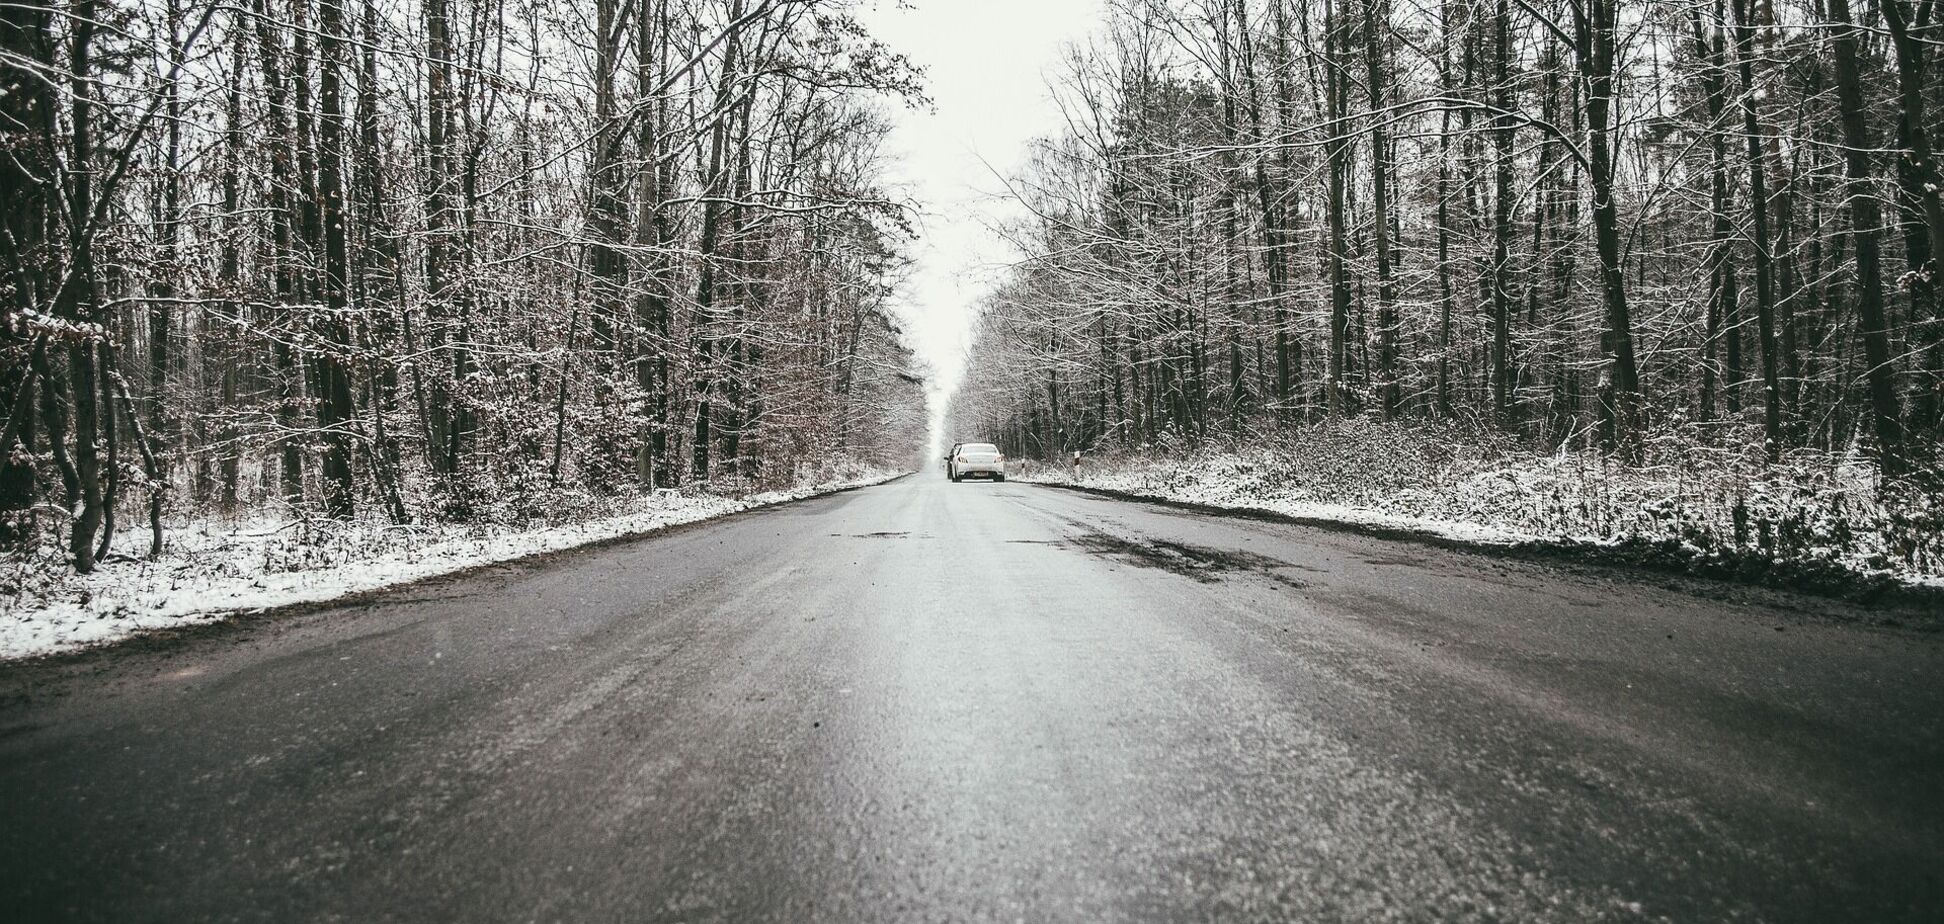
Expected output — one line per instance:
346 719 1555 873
2 476 1940 922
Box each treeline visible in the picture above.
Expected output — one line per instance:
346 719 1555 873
950 0 1943 481
1 0 930 572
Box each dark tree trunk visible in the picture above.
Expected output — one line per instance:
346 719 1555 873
1323 0 1353 416
314 0 357 515
1831 0 1907 471
423 0 464 476
1576 0 1640 450
1877 0 1944 437
635 0 675 487
691 1 748 480
0 0 58 542
1488 0 1515 424
253 0 305 504
1366 0 1400 419
1693 4 1738 421
1730 0 1786 458
65 1 104 572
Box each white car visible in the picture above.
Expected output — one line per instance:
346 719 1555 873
947 443 1007 482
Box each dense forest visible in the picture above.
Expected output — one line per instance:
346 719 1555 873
1 0 931 573
951 0 1944 487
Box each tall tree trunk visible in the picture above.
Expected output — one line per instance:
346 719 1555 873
1730 0 1786 458
65 0 104 572
1366 0 1400 419
314 0 357 515
254 0 305 503
423 0 462 476
1577 0 1640 449
216 13 247 510
1488 0 1515 424
691 0 748 480
1270 0 1298 415
1323 0 1352 416
355 0 405 520
1435 0 1456 418
587 0 629 481
635 0 675 487
148 0 184 482
1693 4 1739 421
1831 0 1907 471
0 0 59 542
1877 0 1944 437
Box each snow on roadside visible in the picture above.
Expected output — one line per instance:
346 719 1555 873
1021 462 1538 546
1 469 904 661
1017 443 1944 595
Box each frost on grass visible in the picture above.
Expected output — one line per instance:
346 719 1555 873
1023 419 1944 593
0 463 903 660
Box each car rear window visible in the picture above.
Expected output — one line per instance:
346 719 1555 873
961 444 998 454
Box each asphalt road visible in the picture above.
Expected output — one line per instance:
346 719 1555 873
2 476 1941 922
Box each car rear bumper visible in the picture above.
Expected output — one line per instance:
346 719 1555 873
955 463 1005 478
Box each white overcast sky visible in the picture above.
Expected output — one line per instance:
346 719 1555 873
854 0 1105 425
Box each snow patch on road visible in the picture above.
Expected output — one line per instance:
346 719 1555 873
1 469 904 661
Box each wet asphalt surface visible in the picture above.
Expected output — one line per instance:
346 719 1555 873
1 476 1941 922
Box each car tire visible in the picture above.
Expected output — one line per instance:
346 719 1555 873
995 475 1006 483
951 474 962 482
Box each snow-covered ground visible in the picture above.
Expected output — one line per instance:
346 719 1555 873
1017 425 1944 596
1029 461 1538 547
1 469 905 660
